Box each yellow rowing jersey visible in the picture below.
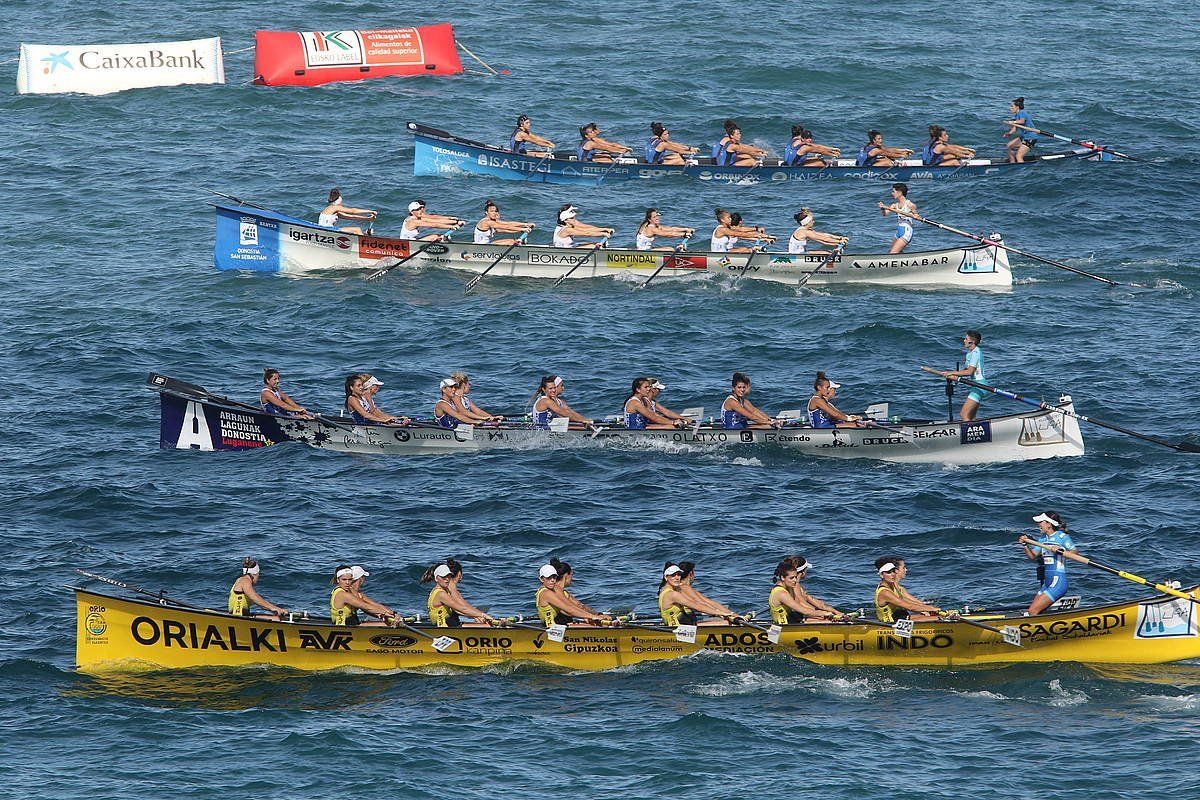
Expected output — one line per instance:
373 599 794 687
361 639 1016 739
427 586 461 628
330 587 359 626
875 583 911 624
658 587 695 627
769 585 805 625
228 582 249 616
536 587 572 626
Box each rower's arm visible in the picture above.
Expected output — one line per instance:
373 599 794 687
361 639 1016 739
558 402 592 425
663 140 699 155
654 402 684 421
549 592 604 621
807 143 840 157
572 222 613 237
878 587 938 614
243 583 286 615
437 400 475 424
812 396 854 422
526 132 556 148
684 588 736 617
592 137 631 154
497 220 535 234
659 224 693 238
740 399 776 425
424 213 465 226
276 390 307 413
443 592 491 620
464 400 499 421
639 401 678 426
881 146 914 158
779 590 821 617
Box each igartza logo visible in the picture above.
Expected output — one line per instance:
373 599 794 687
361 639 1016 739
41 51 73 74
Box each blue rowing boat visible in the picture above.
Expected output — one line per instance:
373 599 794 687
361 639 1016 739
409 122 1101 186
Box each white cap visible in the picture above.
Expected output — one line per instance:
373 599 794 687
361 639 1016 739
440 377 458 389
798 214 814 227
242 564 260 576
408 201 425 213
363 376 383 388
553 376 563 387
336 567 354 579
877 562 897 575
828 379 842 389
350 565 370 580
539 564 559 579
1032 513 1061 527
663 565 682 577
558 207 577 222
650 380 665 390
433 564 453 579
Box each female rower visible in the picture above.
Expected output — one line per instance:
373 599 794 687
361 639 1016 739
345 374 404 424
1003 97 1038 163
877 183 918 253
451 371 503 424
711 208 774 254
922 125 976 167
874 558 946 623
624 377 687 430
722 371 782 429
553 205 613 249
724 124 769 167
856 130 913 168
348 565 403 626
934 329 986 421
781 555 845 621
552 558 608 621
577 122 631 163
421 559 495 626
807 371 864 428
784 126 841 166
646 378 689 424
400 199 464 242
330 565 399 627
533 375 595 427
788 209 849 255
228 558 288 620
645 122 700 165
434 377 477 428
535 561 609 626
769 557 844 624
509 114 556 156
636 208 694 251
712 119 739 166
318 188 377 235
1019 511 1086 616
475 200 535 246
260 368 311 418
665 561 745 624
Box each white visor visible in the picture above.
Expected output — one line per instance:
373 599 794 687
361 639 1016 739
242 564 260 576
878 562 897 574
796 560 813 572
408 201 425 213
799 214 814 227
663 565 683 577
350 565 370 580
650 380 665 390
433 564 453 579
363 376 383 388
336 568 354 579
539 564 559 579
828 380 842 389
559 208 577 222
1032 513 1061 527
440 378 458 389
553 376 563 387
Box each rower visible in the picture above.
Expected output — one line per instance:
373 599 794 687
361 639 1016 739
769 557 844 624
260 368 311 418
933 330 986 421
552 558 608 621
784 126 841 166
345 374 405 424
421 559 495 626
475 200 535 246
348 565 403 626
807 371 865 428
434 377 477 428
722 371 782 429
724 123 768 167
712 119 738 166
874 558 946 623
228 558 288 620
400 199 464 242
781 555 845 620
661 561 745 624
1003 97 1038 163
330 565 400 627
711 208 774 254
318 188 377 235
451 371 503 423
788 209 849 255
876 183 918 254
577 122 631 163
646 378 688 424
1019 511 1086 616
856 130 913 168
624 377 687 430
509 114 556 156
535 562 610 625
922 125 975 167
645 122 700 165
636 208 694 251
533 375 594 427
553 204 613 249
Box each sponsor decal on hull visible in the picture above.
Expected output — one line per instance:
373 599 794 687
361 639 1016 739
605 252 657 269
360 237 410 260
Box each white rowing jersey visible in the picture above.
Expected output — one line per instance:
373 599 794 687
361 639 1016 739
789 231 808 254
474 224 494 244
553 225 574 248
711 228 735 253
318 212 338 228
400 218 420 240
636 225 655 251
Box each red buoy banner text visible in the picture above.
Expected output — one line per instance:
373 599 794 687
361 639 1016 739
253 24 462 87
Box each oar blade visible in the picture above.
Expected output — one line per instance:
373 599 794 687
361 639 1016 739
767 624 782 644
673 624 698 644
546 624 567 643
431 635 456 652
1002 626 1023 647
1175 441 1200 454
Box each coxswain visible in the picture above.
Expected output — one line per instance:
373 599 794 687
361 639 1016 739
532 375 594 427
711 208 774 254
577 122 631 163
421 559 495 626
874 558 947 623
228 558 288 620
1003 97 1038 163
348 565 403 626
877 182 918 253
451 371 504 423
624 377 687 430
553 204 613 249
807 371 865 428
856 130 913 168
711 119 739 165
646 378 690 424
318 188 377 235
535 561 610 625
784 126 841 166
933 329 986 421
345 374 405 424
788 209 849 255
433 377 478 428
780 555 845 620
475 200 535 245
260 368 311 418
330 565 399 627
670 561 745 624
636 208 694 251
722 371 782 429
509 114 556 156
769 557 844 623
1019 511 1086 616
645 122 700 165
400 200 464 242
922 125 975 167
724 123 769 167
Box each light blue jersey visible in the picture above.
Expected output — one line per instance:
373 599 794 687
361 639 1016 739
1034 529 1076 601
965 347 986 385
1013 109 1036 141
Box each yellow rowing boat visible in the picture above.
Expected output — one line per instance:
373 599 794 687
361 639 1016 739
74 585 1200 672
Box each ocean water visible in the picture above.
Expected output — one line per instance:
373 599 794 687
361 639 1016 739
3 1 1199 798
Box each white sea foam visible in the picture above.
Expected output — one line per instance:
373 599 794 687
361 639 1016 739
689 670 894 698
729 456 764 467
1047 678 1089 706
1139 694 1199 711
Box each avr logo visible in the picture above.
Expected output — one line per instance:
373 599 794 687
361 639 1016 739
299 629 352 650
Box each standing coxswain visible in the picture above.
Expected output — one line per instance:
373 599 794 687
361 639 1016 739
1003 97 1038 163
577 122 632 163
475 200 535 245
553 204 613 249
877 183 918 254
788 209 848 255
228 558 288 620
260 368 311 418
645 122 700 165
636 208 694 251
318 188 377 234
722 371 783 429
400 200 464 242
934 329 986 421
1019 511 1086 616
421 559 495 627
533 375 594 427
509 114 556 156
624 377 687 430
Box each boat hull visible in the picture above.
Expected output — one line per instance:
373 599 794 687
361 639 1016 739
156 383 1084 465
214 203 1012 288
409 122 1096 186
75 587 1200 672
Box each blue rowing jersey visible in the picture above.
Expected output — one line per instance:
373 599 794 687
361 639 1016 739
508 132 526 154
533 398 560 428
348 395 371 424
808 401 834 428
783 137 800 166
261 389 294 417
1013 110 1036 141
434 401 456 428
1034 530 1075 580
722 396 749 429
577 141 595 161
646 137 663 164
856 144 878 167
624 399 647 430
922 139 941 166
712 137 730 166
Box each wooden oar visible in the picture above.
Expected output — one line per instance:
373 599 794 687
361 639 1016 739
1009 122 1139 162
366 239 446 282
919 367 1200 453
552 236 609 287
465 231 530 293
890 209 1120 286
1022 543 1199 606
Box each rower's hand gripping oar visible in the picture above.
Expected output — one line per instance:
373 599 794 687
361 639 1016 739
465 230 530 293
889 208 1120 286
552 235 608 287
1023 542 1200 606
919 367 1200 453
1009 122 1139 162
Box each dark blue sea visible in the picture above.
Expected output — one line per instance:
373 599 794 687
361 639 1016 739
3 1 1199 797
